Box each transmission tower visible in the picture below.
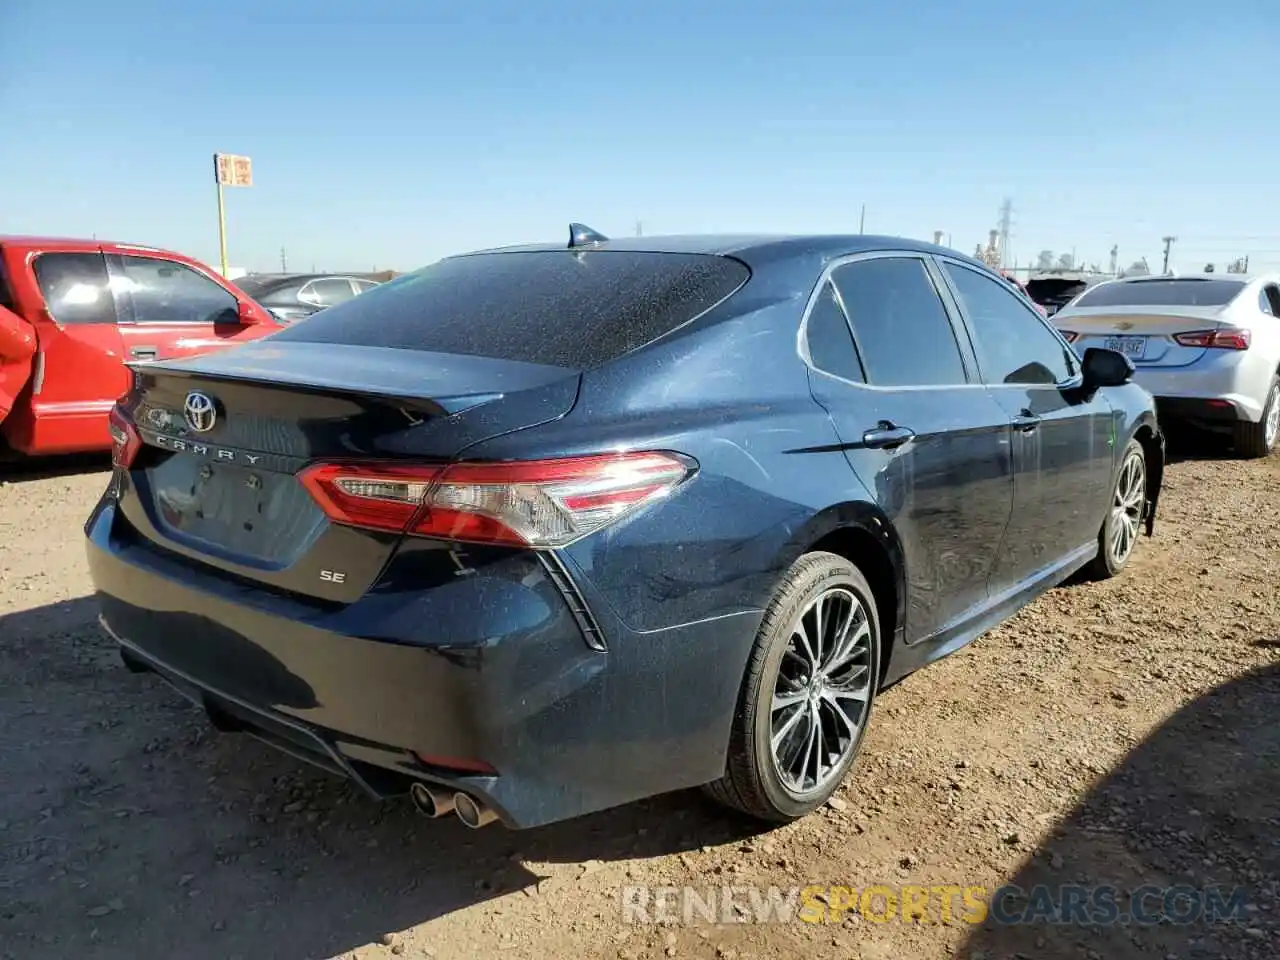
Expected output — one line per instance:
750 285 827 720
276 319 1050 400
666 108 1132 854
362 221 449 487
997 198 1013 269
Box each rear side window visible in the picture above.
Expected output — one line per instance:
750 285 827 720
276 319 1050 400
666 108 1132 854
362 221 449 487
805 282 864 382
32 252 117 325
831 257 967 386
1259 287 1280 316
272 251 750 369
1074 278 1246 309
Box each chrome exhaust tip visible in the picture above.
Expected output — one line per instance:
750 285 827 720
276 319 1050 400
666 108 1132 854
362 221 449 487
409 782 456 818
452 791 499 829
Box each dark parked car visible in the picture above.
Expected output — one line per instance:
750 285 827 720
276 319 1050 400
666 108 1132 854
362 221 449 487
87 227 1164 831
233 272 382 323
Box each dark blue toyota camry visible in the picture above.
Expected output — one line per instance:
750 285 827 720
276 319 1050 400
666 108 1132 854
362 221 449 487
87 226 1163 830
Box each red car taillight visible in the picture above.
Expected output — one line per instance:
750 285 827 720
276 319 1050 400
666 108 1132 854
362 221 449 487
1173 327 1251 350
298 451 695 548
1058 330 1079 343
107 406 141 469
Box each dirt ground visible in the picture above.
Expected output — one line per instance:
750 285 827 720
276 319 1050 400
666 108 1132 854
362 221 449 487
1 446 1277 960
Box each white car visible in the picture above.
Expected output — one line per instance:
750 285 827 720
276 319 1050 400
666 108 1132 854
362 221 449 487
1053 274 1280 458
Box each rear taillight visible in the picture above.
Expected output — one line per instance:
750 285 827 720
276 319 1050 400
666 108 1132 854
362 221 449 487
107 406 141 469
298 451 695 548
1173 327 1251 350
1058 330 1079 343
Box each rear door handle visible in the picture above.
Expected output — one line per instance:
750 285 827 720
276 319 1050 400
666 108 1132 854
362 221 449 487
862 423 916 449
130 346 158 361
1012 411 1041 432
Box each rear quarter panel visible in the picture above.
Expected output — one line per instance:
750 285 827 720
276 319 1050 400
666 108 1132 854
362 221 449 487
458 268 887 635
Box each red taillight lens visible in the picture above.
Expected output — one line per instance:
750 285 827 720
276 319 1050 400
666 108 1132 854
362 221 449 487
107 406 141 469
1173 327 1251 350
299 451 694 548
1059 330 1079 343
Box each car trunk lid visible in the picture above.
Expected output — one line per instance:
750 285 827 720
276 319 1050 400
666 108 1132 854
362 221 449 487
115 340 580 602
1052 306 1233 367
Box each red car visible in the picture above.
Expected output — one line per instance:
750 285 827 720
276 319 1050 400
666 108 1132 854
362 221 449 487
0 236 280 457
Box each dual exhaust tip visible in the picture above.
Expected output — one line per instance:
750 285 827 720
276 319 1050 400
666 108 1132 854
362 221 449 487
409 782 498 829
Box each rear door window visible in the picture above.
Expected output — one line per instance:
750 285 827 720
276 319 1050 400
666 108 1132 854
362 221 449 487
830 257 967 386
272 250 750 369
108 255 239 325
32 252 117 324
943 261 1077 386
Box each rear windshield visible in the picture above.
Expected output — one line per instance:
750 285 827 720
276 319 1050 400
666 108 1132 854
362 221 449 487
232 276 272 296
269 250 749 369
1073 278 1246 309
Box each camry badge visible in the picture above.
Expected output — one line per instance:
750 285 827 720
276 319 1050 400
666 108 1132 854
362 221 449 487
184 392 217 433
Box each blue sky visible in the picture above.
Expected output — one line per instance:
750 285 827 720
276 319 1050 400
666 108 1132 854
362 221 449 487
2 0 1277 274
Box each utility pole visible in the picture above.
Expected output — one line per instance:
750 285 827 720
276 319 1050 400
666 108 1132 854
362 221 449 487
932 230 944 245
635 220 643 237
997 197 1013 269
1109 245 1118 276
858 204 865 234
280 247 287 272
1161 235 1177 274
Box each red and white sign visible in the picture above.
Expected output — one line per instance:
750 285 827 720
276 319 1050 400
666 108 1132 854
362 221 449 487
214 153 253 187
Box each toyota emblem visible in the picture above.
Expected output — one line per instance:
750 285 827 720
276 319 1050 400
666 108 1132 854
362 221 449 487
183 392 218 433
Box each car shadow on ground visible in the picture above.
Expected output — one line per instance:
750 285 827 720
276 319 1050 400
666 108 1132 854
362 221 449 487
0 596 767 960
958 661 1279 960
1160 426 1241 465
0 452 112 484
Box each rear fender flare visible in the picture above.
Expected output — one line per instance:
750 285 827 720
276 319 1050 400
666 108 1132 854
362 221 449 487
772 501 907 645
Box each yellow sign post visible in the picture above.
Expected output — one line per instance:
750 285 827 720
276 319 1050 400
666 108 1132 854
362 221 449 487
212 153 253 277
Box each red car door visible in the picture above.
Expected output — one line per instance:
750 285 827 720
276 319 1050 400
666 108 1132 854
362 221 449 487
0 304 35 425
106 251 272 363
2 247 129 455
0 255 36 426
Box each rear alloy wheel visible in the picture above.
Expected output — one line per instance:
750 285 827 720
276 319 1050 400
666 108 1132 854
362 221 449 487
1086 438 1146 580
1233 377 1280 459
704 551 879 821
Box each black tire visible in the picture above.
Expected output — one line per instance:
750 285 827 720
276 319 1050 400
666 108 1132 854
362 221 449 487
1232 377 1279 459
703 551 880 822
1084 438 1146 581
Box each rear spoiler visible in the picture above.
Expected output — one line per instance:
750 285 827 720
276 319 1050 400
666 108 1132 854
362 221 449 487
127 341 577 415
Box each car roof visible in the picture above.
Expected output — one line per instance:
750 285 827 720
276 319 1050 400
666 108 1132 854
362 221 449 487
457 232 983 269
0 235 166 252
1103 272 1278 285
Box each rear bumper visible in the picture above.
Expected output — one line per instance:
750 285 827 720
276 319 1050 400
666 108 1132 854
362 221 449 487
1132 356 1267 423
1154 396 1248 425
85 499 758 829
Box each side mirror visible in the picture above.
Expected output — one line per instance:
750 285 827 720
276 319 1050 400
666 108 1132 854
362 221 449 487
1080 347 1134 390
237 300 260 325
